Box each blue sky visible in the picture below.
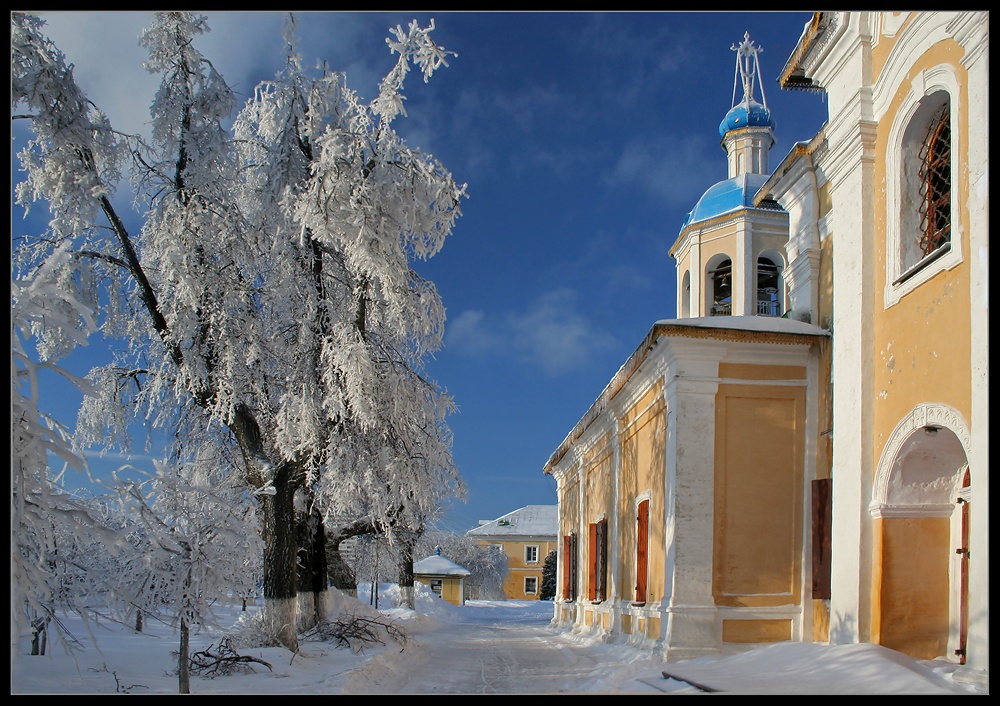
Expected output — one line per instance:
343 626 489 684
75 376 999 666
17 11 829 534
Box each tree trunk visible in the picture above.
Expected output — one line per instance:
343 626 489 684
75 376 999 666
295 504 330 630
30 614 48 656
397 535 418 610
308 508 330 618
178 616 190 694
260 467 299 651
135 609 143 633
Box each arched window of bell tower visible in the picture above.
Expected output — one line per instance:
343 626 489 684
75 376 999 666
706 255 733 317
680 270 691 318
756 254 783 317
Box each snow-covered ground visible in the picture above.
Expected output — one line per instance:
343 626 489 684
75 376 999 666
11 584 988 695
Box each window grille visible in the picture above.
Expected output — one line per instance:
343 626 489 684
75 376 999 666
917 106 950 257
562 533 578 601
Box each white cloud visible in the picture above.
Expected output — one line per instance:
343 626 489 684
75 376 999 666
446 288 618 375
34 12 158 138
606 132 717 206
29 12 403 141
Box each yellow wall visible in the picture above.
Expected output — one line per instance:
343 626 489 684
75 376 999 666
472 537 556 600
871 38 972 470
583 432 613 600
618 382 665 603
506 538 557 600
723 619 793 643
874 517 951 659
713 378 805 609
867 29 973 661
415 575 465 606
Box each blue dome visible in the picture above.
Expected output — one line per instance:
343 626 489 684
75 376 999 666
719 99 774 137
681 173 772 229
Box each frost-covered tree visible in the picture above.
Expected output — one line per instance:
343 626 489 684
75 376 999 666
12 11 466 651
11 13 111 654
231 14 465 613
110 458 261 694
414 530 509 600
10 218 112 655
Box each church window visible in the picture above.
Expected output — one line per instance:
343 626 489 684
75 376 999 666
884 71 961 308
756 256 782 316
681 270 691 318
709 258 733 316
562 532 578 601
917 105 950 259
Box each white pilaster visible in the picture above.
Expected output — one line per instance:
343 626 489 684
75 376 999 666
661 338 725 659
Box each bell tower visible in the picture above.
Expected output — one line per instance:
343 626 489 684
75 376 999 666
670 33 789 319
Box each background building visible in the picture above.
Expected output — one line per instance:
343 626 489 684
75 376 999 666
467 505 558 600
413 549 472 607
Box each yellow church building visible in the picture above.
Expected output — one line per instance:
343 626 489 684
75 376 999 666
543 11 987 688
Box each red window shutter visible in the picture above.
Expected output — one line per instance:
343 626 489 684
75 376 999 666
588 523 598 600
636 500 649 603
811 479 832 600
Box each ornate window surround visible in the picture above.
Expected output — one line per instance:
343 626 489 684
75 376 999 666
883 64 963 308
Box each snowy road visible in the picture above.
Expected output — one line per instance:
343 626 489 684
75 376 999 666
340 600 672 694
336 597 985 695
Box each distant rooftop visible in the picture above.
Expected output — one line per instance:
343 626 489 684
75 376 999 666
413 553 471 577
466 504 558 538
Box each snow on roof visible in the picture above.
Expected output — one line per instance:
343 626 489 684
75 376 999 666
543 316 829 474
653 315 829 337
413 554 471 577
466 505 558 538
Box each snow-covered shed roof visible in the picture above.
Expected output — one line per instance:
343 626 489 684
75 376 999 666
466 505 558 539
413 553 471 577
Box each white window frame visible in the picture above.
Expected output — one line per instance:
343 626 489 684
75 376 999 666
525 545 539 564
883 65 962 309
524 576 538 595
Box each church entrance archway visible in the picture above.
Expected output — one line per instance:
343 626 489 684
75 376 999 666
871 404 971 661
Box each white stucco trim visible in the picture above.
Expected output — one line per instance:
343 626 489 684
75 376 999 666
872 503 956 519
870 402 972 515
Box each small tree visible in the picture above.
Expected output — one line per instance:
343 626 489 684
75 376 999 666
540 550 557 601
112 458 261 694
